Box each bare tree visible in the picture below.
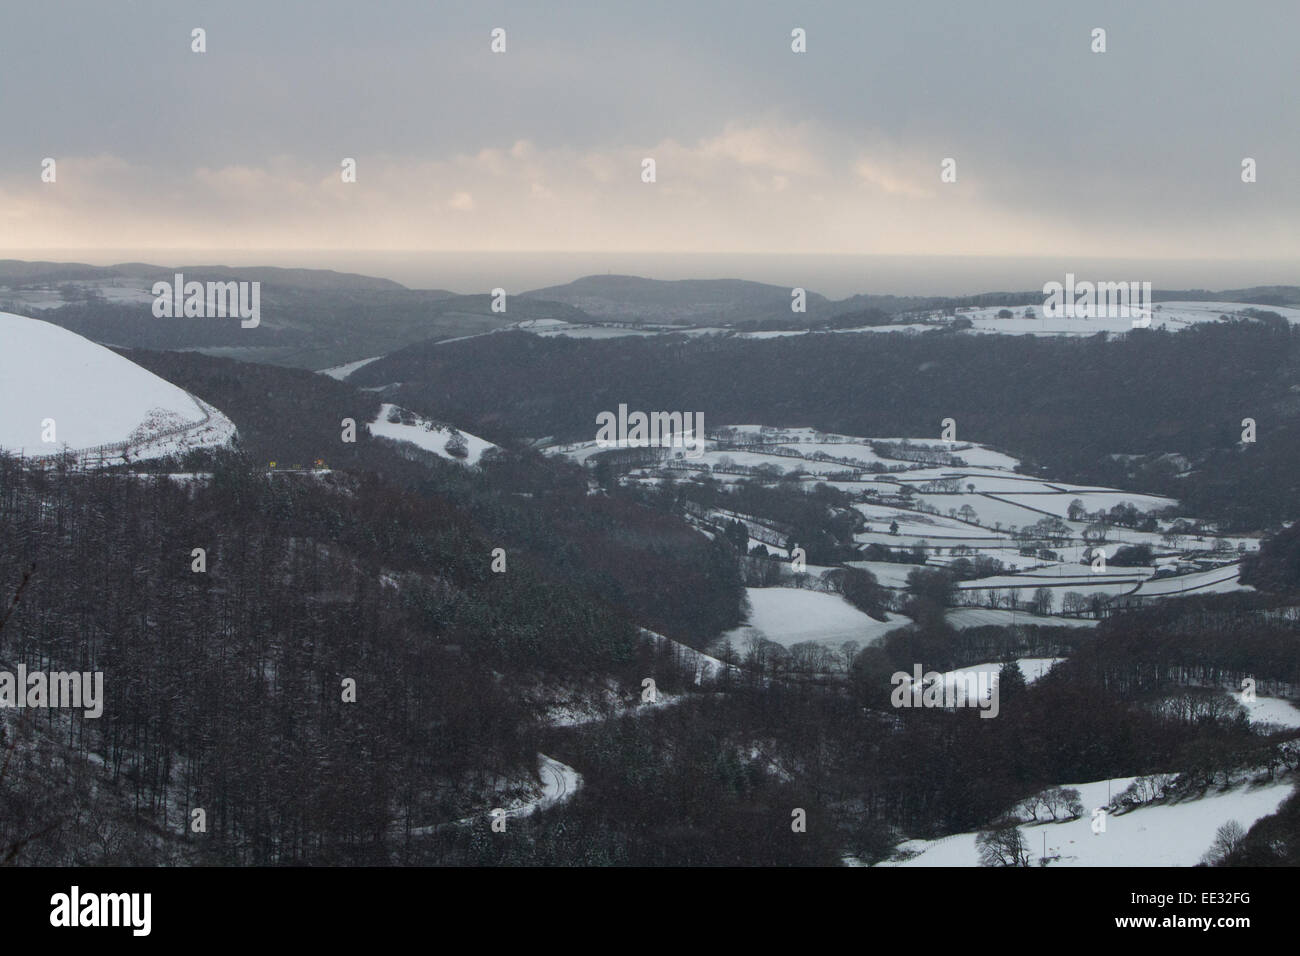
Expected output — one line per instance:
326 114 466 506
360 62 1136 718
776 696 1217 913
1120 774 1176 807
977 825 1032 867
1014 795 1042 822
1040 786 1084 821
1200 820 1247 866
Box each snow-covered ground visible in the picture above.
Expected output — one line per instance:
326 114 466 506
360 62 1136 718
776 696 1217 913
1231 692 1300 730
854 503 1004 541
884 776 1295 866
945 607 1098 628
368 403 496 466
0 311 237 463
1129 564 1250 597
317 355 381 380
955 574 1144 596
907 493 1052 529
722 587 909 649
843 560 930 588
1003 563 1155 580
947 657 1064 686
867 301 1300 339
502 300 1300 345
989 490 1177 518
0 279 157 311
968 300 1300 336
515 754 582 818
552 424 1260 625
531 324 660 339
892 658 1064 709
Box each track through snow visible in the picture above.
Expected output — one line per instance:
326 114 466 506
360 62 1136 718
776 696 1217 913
533 754 579 814
404 753 582 836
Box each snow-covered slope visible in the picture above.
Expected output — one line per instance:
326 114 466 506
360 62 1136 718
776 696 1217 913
884 777 1295 867
0 311 237 463
317 355 381 380
369 403 497 466
722 587 910 649
1231 691 1300 730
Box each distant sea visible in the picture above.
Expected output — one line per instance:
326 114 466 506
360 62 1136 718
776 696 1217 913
3 250 1295 300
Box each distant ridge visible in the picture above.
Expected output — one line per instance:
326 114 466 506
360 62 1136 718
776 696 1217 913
0 259 408 292
520 274 837 324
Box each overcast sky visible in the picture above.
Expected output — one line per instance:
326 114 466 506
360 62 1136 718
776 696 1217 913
1 0 1296 265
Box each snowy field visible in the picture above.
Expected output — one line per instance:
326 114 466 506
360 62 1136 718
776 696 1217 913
1231 692 1300 730
884 301 1300 339
722 587 909 649
369 403 496 466
955 575 1144 594
906 492 1053 529
892 471 1062 494
1129 564 1249 597
884 777 1295 866
0 311 237 462
843 560 929 588
853 503 1003 539
990 490 1177 518
945 607 1098 629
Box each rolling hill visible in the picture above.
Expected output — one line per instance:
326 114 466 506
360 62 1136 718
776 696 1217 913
0 311 236 463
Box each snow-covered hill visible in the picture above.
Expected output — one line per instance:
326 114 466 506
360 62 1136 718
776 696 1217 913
881 776 1295 867
0 311 237 464
369 403 496 466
